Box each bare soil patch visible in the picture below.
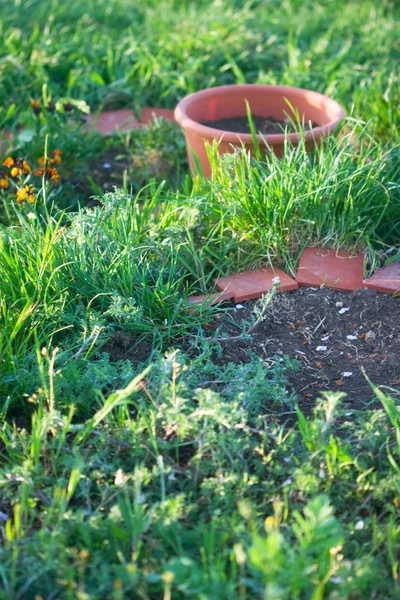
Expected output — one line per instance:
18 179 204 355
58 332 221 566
100 331 153 365
207 288 400 412
100 289 400 414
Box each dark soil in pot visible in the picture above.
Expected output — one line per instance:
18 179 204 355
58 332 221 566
201 115 318 135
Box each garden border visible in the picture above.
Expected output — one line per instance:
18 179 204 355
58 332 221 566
188 247 400 306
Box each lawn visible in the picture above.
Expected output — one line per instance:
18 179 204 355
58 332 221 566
1 0 400 598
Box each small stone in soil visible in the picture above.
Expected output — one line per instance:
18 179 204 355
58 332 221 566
365 330 376 343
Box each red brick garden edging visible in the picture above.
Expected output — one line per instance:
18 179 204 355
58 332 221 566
188 247 400 307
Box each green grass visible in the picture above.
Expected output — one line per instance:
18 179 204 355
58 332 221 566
1 0 400 597
0 0 399 140
201 126 400 274
1 355 400 598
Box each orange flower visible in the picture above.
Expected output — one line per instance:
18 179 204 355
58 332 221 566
22 160 31 174
16 185 36 205
4 157 14 168
7 157 31 177
30 99 41 115
14 157 24 167
48 167 59 185
39 156 46 166
0 171 9 189
34 166 59 185
51 150 62 165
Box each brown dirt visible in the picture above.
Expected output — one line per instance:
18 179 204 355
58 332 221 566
70 147 131 202
100 331 153 365
87 147 131 191
71 143 182 204
201 115 317 135
203 288 400 413
99 289 400 415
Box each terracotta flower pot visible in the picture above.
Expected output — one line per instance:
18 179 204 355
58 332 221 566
174 84 345 176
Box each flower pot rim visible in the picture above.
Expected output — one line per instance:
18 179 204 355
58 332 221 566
174 83 346 144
